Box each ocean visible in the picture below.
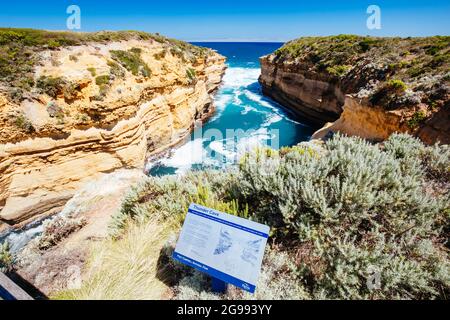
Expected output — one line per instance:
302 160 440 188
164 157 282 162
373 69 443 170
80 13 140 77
147 42 315 176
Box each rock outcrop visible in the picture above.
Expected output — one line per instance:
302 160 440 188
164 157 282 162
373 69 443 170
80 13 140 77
0 32 226 228
311 97 408 141
259 54 344 126
259 35 449 144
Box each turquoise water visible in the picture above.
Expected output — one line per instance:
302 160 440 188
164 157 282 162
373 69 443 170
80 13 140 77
148 43 315 176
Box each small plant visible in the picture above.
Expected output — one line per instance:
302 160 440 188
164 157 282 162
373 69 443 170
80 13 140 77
15 113 35 133
386 79 407 92
36 76 66 98
36 216 87 250
407 110 427 129
87 67 96 77
129 47 142 55
153 50 166 60
107 60 125 78
186 68 197 84
110 49 151 77
95 75 110 86
358 38 380 52
46 101 63 118
326 65 351 77
0 241 14 273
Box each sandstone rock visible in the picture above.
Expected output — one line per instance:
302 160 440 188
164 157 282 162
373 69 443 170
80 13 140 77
312 96 407 141
417 104 450 145
259 37 449 145
0 221 10 235
0 39 226 226
259 56 344 126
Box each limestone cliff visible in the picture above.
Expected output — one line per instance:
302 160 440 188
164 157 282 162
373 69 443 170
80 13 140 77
259 54 345 126
0 30 226 228
259 35 449 144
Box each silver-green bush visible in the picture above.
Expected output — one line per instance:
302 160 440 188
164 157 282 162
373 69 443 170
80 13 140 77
113 134 449 299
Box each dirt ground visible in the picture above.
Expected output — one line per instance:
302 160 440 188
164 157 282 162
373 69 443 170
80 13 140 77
15 169 146 298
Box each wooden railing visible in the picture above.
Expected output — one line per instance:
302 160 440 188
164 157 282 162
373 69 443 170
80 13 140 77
0 272 33 300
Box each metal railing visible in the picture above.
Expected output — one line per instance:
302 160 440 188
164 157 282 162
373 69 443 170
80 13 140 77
0 272 33 300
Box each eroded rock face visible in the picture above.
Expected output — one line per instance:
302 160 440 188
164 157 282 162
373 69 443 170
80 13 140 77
312 97 408 141
259 55 344 126
259 36 449 144
0 40 226 227
417 104 450 145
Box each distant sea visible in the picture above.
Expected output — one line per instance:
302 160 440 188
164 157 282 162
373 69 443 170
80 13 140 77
147 42 315 176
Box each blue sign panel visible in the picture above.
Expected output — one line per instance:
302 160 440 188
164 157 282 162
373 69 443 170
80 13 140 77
173 203 270 293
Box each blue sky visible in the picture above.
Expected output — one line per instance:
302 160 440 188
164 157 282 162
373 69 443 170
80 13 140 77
0 0 449 41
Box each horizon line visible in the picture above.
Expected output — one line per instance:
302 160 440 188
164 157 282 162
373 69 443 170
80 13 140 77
188 40 288 43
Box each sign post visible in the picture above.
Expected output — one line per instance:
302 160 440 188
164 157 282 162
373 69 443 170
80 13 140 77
211 277 227 293
173 203 270 294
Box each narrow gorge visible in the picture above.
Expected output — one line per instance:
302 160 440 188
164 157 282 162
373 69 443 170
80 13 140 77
0 31 448 300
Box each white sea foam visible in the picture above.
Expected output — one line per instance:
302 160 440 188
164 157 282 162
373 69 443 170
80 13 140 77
243 89 301 125
210 93 233 121
244 89 274 109
263 113 283 127
241 104 256 115
159 138 208 174
209 140 237 161
236 128 273 156
147 66 302 176
207 128 276 166
233 90 243 105
222 67 260 88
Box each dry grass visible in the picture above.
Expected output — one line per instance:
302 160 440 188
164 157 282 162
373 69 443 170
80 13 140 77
53 217 174 300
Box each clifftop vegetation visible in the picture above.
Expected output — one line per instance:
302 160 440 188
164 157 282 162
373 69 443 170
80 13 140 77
0 28 213 103
0 28 223 144
56 134 450 300
272 35 449 113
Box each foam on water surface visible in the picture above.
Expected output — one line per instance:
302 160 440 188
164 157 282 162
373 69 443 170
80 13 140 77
148 43 315 176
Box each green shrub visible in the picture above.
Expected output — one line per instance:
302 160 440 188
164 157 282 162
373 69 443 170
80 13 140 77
359 38 381 52
110 49 151 77
95 75 110 86
186 68 197 84
326 65 351 77
237 135 449 299
407 111 427 129
386 79 407 92
87 67 96 77
0 241 14 273
46 101 64 118
112 134 449 299
35 216 87 251
14 113 35 133
36 76 66 98
153 50 166 60
107 60 125 78
129 47 142 55
420 142 450 182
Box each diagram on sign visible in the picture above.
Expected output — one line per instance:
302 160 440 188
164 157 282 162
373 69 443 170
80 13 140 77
213 227 263 268
214 228 233 255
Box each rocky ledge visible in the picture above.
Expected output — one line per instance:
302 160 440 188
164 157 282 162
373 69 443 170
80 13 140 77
259 35 449 144
0 29 226 229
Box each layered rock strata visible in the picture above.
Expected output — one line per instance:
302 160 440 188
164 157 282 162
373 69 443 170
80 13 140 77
0 37 226 227
259 36 449 144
